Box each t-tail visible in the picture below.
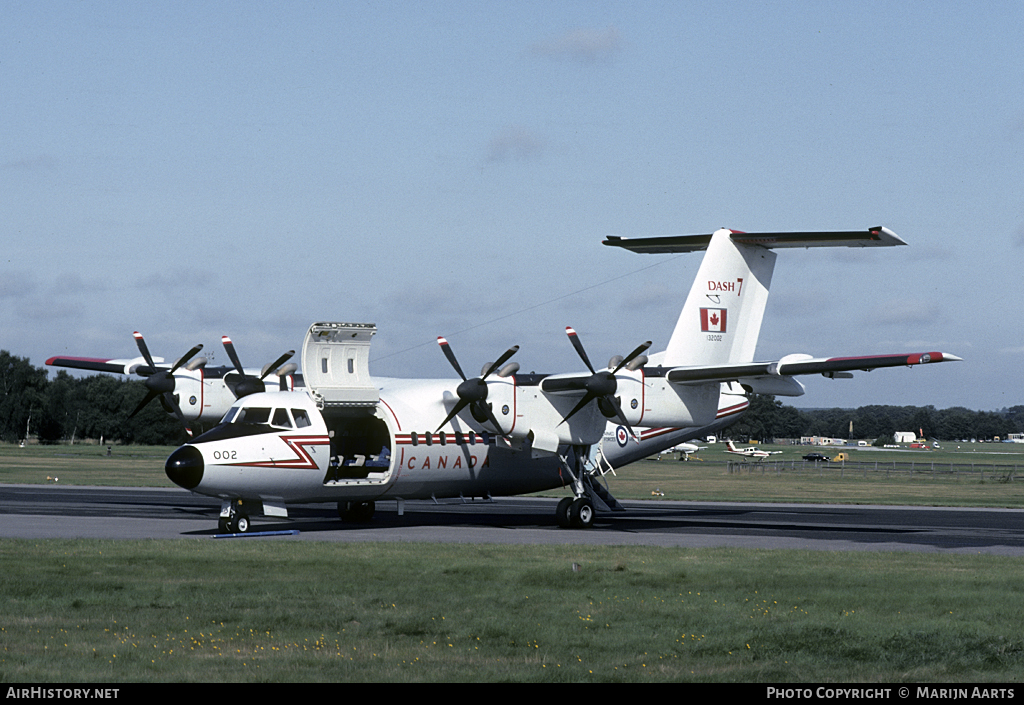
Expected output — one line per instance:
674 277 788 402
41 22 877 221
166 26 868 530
604 226 908 370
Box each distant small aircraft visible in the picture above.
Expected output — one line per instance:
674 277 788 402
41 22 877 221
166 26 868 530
725 441 782 458
659 442 704 460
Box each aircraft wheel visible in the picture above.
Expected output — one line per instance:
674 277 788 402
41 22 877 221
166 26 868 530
218 517 230 534
234 514 250 533
555 497 573 528
569 498 594 529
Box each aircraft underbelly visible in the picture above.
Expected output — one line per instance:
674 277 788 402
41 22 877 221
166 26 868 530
378 447 565 500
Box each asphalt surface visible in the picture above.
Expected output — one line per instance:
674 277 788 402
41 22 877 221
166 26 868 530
1 483 1023 554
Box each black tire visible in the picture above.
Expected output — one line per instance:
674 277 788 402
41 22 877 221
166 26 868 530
569 498 594 529
234 514 250 533
218 517 230 534
555 497 573 528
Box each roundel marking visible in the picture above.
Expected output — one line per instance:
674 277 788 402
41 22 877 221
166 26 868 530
616 426 629 447
630 398 638 410
501 404 510 416
189 396 198 406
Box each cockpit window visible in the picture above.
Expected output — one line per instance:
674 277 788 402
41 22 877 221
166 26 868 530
237 407 271 425
292 409 311 428
272 408 292 428
221 407 239 424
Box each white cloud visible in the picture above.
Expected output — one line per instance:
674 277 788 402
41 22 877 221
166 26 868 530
531 26 621 64
485 126 546 163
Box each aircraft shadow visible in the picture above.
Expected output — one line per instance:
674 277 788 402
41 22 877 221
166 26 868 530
181 501 932 547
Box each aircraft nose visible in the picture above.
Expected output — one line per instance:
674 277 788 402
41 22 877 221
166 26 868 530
165 445 204 490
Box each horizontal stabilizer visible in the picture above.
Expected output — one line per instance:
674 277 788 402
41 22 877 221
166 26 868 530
664 351 961 385
603 226 905 254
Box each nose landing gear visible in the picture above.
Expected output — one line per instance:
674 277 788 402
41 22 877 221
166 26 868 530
218 500 252 534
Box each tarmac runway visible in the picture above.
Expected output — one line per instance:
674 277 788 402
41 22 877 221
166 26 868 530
1 484 1023 554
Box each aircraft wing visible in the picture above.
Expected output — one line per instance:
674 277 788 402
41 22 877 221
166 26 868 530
664 351 961 386
45 355 161 375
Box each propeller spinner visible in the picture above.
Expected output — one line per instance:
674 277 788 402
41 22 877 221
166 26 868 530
436 337 519 432
221 336 295 399
127 332 203 433
558 327 651 441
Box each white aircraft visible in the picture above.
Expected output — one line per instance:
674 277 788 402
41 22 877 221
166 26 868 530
724 441 782 458
47 333 300 432
153 226 959 533
659 442 704 459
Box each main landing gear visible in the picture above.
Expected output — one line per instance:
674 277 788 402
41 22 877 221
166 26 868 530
555 444 624 529
555 496 595 529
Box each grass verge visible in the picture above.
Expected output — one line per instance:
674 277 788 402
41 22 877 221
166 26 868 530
2 539 1024 682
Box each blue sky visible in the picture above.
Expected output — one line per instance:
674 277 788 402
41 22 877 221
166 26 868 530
3 1 1021 411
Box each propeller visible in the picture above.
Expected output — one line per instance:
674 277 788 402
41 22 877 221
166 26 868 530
436 337 519 432
558 327 651 441
127 332 203 433
221 335 295 399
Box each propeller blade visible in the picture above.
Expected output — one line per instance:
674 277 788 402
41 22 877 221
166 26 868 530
559 392 598 426
557 329 648 434
436 337 518 433
221 336 245 375
565 327 595 374
126 334 201 437
260 350 295 381
612 340 652 373
437 337 468 381
132 331 157 370
481 345 520 380
221 336 293 399
128 390 160 420
478 401 505 436
436 398 471 432
169 344 203 374
603 395 639 442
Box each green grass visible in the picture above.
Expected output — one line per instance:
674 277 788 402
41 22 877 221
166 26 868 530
0 443 176 487
2 539 1024 682
4 443 1024 682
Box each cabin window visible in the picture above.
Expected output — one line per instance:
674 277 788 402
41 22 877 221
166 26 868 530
292 409 311 428
321 358 329 374
348 358 355 374
411 432 419 446
425 432 433 446
237 407 271 425
454 431 464 445
468 433 476 446
439 431 447 446
272 408 292 428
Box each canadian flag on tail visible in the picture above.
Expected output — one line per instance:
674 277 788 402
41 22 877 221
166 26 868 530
700 308 727 333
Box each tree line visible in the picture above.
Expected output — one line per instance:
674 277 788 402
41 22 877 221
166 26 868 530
731 394 1024 444
0 351 188 445
2 350 1021 446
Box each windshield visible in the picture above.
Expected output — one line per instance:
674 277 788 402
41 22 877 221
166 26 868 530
236 407 271 425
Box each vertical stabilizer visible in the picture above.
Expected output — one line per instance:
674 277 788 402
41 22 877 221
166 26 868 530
662 229 776 367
